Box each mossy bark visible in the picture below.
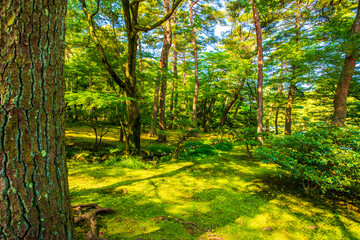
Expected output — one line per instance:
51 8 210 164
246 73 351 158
0 0 73 238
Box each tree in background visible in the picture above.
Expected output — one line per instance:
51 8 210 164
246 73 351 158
80 0 182 153
332 0 360 127
0 0 73 238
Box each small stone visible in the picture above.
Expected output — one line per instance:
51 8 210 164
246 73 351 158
262 227 273 231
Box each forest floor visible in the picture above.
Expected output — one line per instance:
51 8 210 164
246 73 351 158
66 126 360 240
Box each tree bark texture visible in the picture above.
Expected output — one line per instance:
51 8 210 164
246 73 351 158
157 0 173 143
252 0 264 146
0 0 73 239
331 0 360 127
190 0 199 125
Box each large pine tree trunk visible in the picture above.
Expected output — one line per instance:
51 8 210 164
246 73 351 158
157 0 173 142
331 0 360 127
0 1 73 238
190 0 199 125
252 0 264 145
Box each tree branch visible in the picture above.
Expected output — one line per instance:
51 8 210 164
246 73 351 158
80 0 129 92
134 0 183 31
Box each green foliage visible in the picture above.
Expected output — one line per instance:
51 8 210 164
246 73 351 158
254 125 360 193
146 145 172 155
106 155 154 169
213 140 234 151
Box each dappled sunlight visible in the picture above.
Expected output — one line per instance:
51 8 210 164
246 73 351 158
66 127 360 239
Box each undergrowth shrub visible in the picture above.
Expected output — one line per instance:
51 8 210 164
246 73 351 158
105 156 153 169
213 140 234 151
146 145 172 155
254 125 360 194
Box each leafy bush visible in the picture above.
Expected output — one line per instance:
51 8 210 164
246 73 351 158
146 145 172 155
254 126 360 193
213 140 234 151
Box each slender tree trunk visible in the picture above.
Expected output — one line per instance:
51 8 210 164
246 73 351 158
266 65 285 133
285 83 296 135
190 0 199 124
169 13 178 130
203 97 216 131
0 1 73 238
285 0 301 135
150 84 160 137
139 33 143 73
233 100 242 119
157 0 173 143
252 0 264 146
220 79 245 127
182 51 188 110
275 106 280 135
201 98 209 132
331 0 360 127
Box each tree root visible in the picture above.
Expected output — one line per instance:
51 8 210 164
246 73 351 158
72 203 114 240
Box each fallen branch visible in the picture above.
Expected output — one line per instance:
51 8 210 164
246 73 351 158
72 203 114 240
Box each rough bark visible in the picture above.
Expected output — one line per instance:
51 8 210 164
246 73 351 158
0 0 73 238
190 0 199 124
331 0 360 127
157 0 173 143
252 0 264 146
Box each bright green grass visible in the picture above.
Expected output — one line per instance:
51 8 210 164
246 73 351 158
66 126 360 240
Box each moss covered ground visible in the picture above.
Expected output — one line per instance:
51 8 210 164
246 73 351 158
66 126 360 240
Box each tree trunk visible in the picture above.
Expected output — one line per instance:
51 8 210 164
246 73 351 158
169 13 178 130
285 0 301 135
201 98 209 132
124 32 141 152
0 1 73 238
252 0 264 146
275 106 280 135
157 0 173 143
220 79 245 127
331 0 360 127
150 84 160 137
285 83 296 135
190 0 199 125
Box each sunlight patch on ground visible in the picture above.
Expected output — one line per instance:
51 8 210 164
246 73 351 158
67 126 360 240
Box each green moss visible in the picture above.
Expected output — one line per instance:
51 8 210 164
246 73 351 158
66 126 360 240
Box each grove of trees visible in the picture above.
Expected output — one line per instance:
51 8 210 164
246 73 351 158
1 0 359 238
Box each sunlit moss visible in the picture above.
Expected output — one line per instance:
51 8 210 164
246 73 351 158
66 126 360 240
